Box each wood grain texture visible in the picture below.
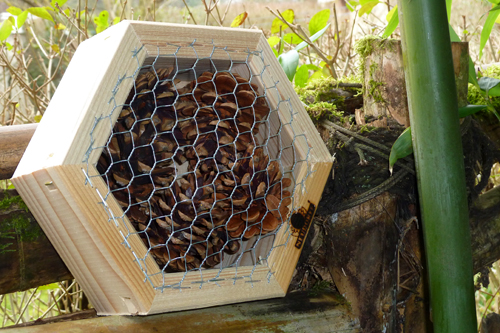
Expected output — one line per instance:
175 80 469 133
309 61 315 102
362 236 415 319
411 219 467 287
13 21 144 176
0 124 37 180
5 291 359 333
11 21 333 315
13 168 150 314
129 21 262 62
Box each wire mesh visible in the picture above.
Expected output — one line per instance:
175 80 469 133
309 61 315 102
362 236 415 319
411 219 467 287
84 40 313 290
0 280 89 327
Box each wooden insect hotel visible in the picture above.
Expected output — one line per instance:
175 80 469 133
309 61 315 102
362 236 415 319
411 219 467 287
11 21 333 315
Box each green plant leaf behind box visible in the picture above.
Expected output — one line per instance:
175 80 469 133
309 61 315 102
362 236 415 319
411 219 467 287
271 9 294 34
309 9 330 36
278 49 299 81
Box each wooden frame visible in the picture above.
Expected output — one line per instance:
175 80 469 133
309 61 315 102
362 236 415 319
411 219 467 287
12 21 333 315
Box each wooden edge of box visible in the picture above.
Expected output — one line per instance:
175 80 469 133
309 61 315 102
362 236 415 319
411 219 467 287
11 22 334 315
255 35 332 164
12 164 157 315
13 21 141 178
55 164 160 313
268 161 332 290
128 21 263 62
148 266 284 314
12 168 152 314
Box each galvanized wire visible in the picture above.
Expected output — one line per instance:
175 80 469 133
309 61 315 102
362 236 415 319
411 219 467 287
83 40 313 290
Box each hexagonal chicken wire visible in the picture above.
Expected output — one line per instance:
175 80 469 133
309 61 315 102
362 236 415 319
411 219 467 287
12 21 333 315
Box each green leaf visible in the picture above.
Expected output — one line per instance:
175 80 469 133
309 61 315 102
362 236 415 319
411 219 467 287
478 76 500 91
294 23 331 52
54 22 66 30
267 36 280 48
283 32 303 44
389 127 412 174
308 69 327 83
449 23 460 42
388 104 487 172
382 6 398 37
479 76 500 96
51 44 60 53
38 282 59 290
94 10 110 33
230 12 248 27
468 58 478 86
27 7 54 22
17 11 28 29
113 17 121 25
446 0 452 21
304 64 321 71
359 0 380 16
278 50 299 81
5 42 13 50
7 7 23 16
449 23 478 86
294 64 310 87
51 0 68 8
94 10 109 26
0 17 14 42
271 9 294 34
346 1 359 12
294 64 322 87
34 115 43 123
76 10 86 19
458 105 487 117
480 6 500 59
309 9 330 36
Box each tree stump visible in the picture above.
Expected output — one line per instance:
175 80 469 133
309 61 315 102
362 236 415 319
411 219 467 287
360 39 469 127
324 38 470 332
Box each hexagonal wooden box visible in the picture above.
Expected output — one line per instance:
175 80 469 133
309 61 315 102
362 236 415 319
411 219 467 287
12 21 333 315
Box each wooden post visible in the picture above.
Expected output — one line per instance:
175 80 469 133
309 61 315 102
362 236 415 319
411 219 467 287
361 40 469 127
0 189 72 294
326 38 470 331
0 124 37 180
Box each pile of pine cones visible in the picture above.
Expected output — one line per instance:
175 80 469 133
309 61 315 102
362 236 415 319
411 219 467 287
97 67 292 272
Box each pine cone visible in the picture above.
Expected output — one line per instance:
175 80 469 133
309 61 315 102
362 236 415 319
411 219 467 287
97 68 292 272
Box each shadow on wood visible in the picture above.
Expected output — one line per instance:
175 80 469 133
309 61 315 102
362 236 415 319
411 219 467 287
4 291 359 332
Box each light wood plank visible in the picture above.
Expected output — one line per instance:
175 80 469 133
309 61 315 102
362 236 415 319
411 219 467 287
12 171 124 314
5 291 358 333
129 21 262 62
54 165 156 313
268 162 333 291
149 266 284 314
13 21 145 176
11 21 333 315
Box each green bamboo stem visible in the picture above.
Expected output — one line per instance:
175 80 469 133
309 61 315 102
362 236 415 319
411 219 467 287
397 0 477 331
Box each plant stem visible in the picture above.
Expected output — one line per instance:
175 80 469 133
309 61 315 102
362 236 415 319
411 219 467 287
397 0 477 331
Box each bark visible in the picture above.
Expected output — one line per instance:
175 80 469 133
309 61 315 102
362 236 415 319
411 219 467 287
325 192 400 331
0 124 37 180
0 189 73 294
471 185 500 271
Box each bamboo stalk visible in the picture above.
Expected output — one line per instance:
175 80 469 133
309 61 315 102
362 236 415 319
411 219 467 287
397 0 477 331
